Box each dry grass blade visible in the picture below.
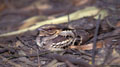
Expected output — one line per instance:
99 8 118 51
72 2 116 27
0 6 108 37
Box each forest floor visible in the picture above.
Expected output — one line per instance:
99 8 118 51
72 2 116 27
0 0 120 67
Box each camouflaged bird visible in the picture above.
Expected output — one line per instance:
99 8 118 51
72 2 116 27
36 17 97 51
36 24 76 51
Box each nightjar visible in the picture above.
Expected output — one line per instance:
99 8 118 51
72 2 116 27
36 24 89 51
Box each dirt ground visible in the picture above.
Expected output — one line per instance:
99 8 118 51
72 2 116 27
0 0 120 67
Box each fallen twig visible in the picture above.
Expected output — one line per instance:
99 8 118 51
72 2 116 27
41 53 92 67
92 15 101 66
0 55 21 67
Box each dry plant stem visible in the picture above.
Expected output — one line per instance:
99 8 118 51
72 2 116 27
5 51 50 59
65 60 76 67
0 46 18 54
106 18 118 28
45 60 58 67
0 6 108 37
102 41 117 66
37 49 41 67
52 62 65 67
0 48 9 54
102 44 113 66
0 55 21 67
92 15 101 66
41 53 92 67
2 51 90 66
16 37 36 50
90 28 120 41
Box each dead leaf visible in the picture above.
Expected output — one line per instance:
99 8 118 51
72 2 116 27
69 41 104 50
116 21 120 27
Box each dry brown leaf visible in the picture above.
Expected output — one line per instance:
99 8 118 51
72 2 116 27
72 0 91 6
116 21 120 27
69 41 104 50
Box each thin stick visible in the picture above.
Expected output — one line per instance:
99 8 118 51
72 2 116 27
92 15 101 66
37 49 41 67
68 12 70 23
